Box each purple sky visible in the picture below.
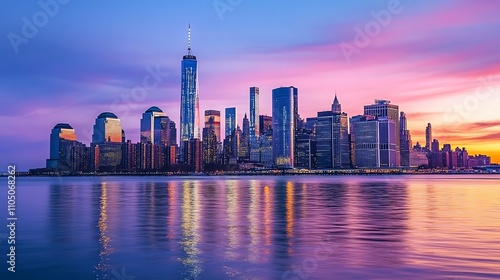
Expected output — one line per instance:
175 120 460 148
1 0 500 170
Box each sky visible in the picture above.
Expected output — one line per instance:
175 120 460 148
1 0 500 170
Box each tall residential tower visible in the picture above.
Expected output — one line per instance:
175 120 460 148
426 123 432 150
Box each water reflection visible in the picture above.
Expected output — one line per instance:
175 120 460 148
95 183 111 279
286 181 294 255
351 181 409 267
180 181 203 279
31 176 500 279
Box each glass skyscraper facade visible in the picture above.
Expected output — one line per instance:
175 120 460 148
364 100 400 166
140 106 166 144
91 112 123 171
350 115 379 168
400 112 412 167
92 112 123 144
315 111 350 169
272 86 298 168
295 129 316 169
202 115 218 165
350 115 397 168
46 123 82 170
249 87 260 139
225 107 237 137
180 25 200 143
249 87 260 162
204 110 221 143
154 115 174 146
378 117 397 167
259 115 272 136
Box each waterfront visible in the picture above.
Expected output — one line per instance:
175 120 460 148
1 175 499 279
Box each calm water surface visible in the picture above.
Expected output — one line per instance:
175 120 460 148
1 175 500 279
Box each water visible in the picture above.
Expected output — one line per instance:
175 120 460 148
1 175 500 279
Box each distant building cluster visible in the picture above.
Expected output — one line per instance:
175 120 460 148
44 26 495 173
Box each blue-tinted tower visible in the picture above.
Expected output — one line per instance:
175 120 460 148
272 86 298 168
180 24 200 143
225 107 237 137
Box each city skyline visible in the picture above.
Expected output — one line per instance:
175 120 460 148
1 1 500 169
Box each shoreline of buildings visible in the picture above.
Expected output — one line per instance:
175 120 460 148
39 26 497 174
11 165 500 177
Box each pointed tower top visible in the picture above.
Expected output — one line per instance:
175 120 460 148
187 23 191 55
331 91 342 114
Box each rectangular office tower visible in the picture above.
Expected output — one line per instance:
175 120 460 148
364 100 400 166
350 115 397 168
295 129 316 169
272 86 298 168
225 107 237 137
204 110 221 142
249 87 260 138
315 111 350 169
249 87 260 162
399 112 412 167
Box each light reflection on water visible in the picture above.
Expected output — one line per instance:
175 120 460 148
2 175 500 279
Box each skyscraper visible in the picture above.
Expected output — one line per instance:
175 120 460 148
364 99 400 166
426 123 432 150
140 106 166 144
315 110 350 168
92 112 123 144
202 116 218 165
378 117 397 167
240 114 250 160
272 86 298 168
204 110 221 142
350 115 378 168
295 129 316 169
249 87 260 138
259 115 272 135
350 115 397 168
180 24 200 143
331 93 341 114
91 112 123 171
249 87 260 162
46 123 83 170
431 139 440 153
225 107 237 137
168 121 177 148
400 112 412 167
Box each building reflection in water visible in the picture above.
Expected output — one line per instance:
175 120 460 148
350 179 409 267
95 182 112 279
248 180 261 263
225 180 240 260
263 185 272 249
179 180 202 279
166 181 177 241
286 181 294 256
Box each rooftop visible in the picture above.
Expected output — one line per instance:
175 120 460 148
145 106 163 113
53 123 73 129
97 112 118 119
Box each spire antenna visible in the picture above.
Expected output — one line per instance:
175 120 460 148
188 23 191 55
